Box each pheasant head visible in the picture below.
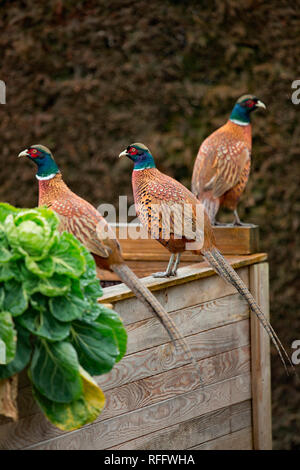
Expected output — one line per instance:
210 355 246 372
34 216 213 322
119 143 156 171
229 94 266 126
18 144 59 180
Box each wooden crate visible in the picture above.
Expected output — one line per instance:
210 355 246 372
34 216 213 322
97 223 260 281
0 253 272 450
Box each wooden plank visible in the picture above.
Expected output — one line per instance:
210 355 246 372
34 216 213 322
7 307 249 427
99 254 267 303
98 225 260 280
249 262 272 450
114 286 248 334
98 260 196 281
100 265 250 321
113 224 259 259
12 300 249 398
0 345 251 450
113 271 249 327
6 319 250 427
0 288 249 424
113 224 197 262
0 258 270 451
0 376 18 423
124 297 249 355
24 372 251 450
98 319 250 390
97 267 120 282
108 400 252 450
131 283 249 332
213 225 259 255
189 427 253 450
112 271 250 327
100 347 250 422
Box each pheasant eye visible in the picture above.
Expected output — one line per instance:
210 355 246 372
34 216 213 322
245 100 255 107
29 149 39 158
130 147 138 154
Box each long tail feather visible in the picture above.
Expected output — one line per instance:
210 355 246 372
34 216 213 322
111 262 202 382
203 248 295 376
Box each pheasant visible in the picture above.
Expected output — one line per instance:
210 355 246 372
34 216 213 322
119 142 293 374
191 95 266 226
18 144 201 378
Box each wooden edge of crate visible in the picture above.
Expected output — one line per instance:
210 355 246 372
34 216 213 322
249 262 272 450
98 253 268 303
113 224 260 259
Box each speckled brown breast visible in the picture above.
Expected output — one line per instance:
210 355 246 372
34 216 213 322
132 168 215 254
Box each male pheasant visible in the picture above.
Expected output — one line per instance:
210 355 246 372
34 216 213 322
191 95 266 225
18 144 200 377
119 142 293 374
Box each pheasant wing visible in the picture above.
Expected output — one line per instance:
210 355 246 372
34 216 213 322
204 141 250 198
50 197 112 259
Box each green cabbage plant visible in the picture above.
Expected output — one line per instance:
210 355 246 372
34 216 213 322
0 203 127 431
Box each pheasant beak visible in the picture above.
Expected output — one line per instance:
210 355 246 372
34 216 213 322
256 100 266 110
119 149 128 158
18 149 29 158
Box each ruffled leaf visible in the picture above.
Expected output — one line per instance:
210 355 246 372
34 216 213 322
3 280 28 316
0 312 17 364
49 289 88 322
18 307 70 342
38 274 71 297
30 339 83 403
0 324 31 379
31 366 105 431
70 319 119 376
96 307 127 362
51 232 86 278
25 255 55 278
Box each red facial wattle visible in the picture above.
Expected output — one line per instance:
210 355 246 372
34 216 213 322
28 149 40 158
245 99 255 108
129 147 138 155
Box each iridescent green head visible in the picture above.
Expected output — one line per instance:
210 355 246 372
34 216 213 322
119 143 156 171
230 95 266 125
18 144 59 179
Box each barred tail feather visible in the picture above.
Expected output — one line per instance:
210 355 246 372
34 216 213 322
111 263 202 382
203 248 294 376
